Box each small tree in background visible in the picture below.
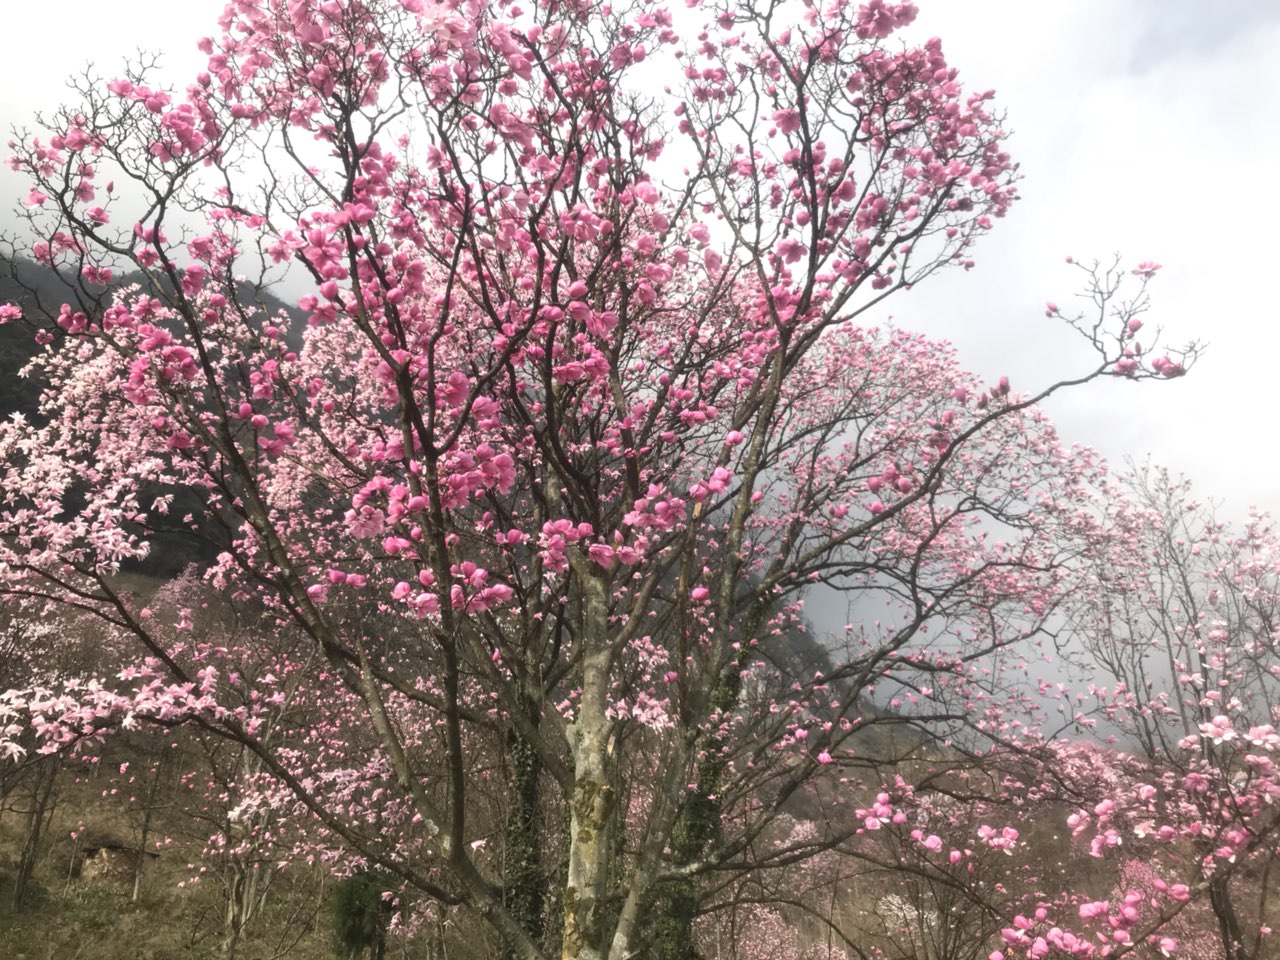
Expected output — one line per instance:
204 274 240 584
332 870 395 960
1061 465 1280 960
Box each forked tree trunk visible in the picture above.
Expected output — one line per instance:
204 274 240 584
13 759 57 909
223 864 246 960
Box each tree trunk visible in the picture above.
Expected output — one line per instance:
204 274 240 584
644 761 719 960
563 582 615 960
644 622 754 960
132 795 154 902
222 863 246 960
1209 875 1247 960
13 759 57 909
503 722 545 960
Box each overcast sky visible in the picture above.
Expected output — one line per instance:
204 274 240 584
2 0 1278 515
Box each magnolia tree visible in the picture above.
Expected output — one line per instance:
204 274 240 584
1058 467 1280 960
0 1 1198 959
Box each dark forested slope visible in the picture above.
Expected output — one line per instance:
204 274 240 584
0 256 297 576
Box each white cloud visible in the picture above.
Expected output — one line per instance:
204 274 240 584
0 1 221 119
889 1 1280 513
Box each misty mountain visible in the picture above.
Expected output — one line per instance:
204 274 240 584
0 256 297 576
